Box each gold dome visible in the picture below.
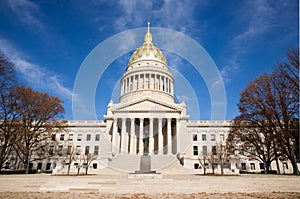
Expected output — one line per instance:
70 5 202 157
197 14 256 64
129 22 167 64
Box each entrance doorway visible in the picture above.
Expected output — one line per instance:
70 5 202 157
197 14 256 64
143 130 149 155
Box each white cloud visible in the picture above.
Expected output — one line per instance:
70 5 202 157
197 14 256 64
0 38 73 101
6 0 45 32
221 1 276 83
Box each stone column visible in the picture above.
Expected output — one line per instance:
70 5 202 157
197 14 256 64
149 118 154 155
112 118 118 154
158 118 163 155
139 118 144 155
176 119 180 154
121 118 127 153
130 118 135 154
167 118 172 155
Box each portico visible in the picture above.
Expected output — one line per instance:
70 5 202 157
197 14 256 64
111 117 180 155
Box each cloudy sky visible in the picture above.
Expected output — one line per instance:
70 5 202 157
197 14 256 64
0 0 298 120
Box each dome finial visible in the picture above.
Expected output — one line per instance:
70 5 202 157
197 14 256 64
147 22 150 33
144 22 153 45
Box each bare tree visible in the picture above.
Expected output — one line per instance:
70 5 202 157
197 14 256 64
198 155 208 175
215 142 230 175
207 147 218 174
230 47 299 174
0 52 18 170
84 153 96 175
11 86 66 174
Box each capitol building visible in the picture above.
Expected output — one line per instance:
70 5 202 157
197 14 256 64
42 24 293 175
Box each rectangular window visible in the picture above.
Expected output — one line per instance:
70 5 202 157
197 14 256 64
86 134 91 141
76 145 81 155
67 146 72 155
85 146 90 155
94 146 99 155
69 134 73 141
194 163 200 169
202 134 206 141
58 145 63 155
193 134 197 141
46 163 51 170
212 146 216 155
93 163 97 169
211 134 215 141
49 145 54 155
77 134 82 141
60 134 65 141
241 163 246 170
193 146 198 156
220 134 224 141
202 146 207 156
259 163 265 170
95 134 100 141
51 134 56 141
250 163 255 170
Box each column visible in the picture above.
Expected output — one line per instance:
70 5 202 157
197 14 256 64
121 118 127 153
112 118 118 154
158 118 163 155
176 119 180 154
139 118 144 155
130 118 136 154
149 118 154 155
167 118 172 154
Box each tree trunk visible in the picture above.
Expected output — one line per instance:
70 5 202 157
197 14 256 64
221 164 224 175
290 155 300 174
25 152 31 174
67 164 71 175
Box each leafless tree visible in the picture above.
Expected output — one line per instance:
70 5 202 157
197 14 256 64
84 153 96 175
229 47 299 174
11 86 66 174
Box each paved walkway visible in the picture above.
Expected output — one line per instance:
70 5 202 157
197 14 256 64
0 174 299 194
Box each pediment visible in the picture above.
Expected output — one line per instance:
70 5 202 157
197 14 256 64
112 97 182 113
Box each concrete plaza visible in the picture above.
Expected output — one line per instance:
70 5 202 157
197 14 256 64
0 173 299 197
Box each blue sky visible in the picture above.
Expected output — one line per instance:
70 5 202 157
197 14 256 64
0 0 298 120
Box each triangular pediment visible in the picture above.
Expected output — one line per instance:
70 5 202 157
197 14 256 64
112 97 182 113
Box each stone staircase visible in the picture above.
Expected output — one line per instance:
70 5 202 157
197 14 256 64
107 154 191 174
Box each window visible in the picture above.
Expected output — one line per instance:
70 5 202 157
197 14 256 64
37 163 42 170
46 163 51 170
193 146 198 156
95 134 100 141
60 134 65 141
202 134 206 141
194 163 200 169
76 145 81 155
49 145 54 155
94 146 99 155
93 163 97 169
220 134 224 141
193 134 197 141
250 163 255 170
211 134 215 141
283 162 288 169
77 134 82 141
85 146 90 155
86 134 91 141
51 134 56 141
241 163 246 170
67 146 72 155
69 134 73 141
202 146 207 156
58 145 63 155
259 163 265 170
212 146 216 155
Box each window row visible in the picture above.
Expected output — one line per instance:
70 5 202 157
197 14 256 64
49 145 99 156
52 134 100 142
193 134 225 142
121 73 173 95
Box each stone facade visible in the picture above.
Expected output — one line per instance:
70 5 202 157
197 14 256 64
23 24 296 175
